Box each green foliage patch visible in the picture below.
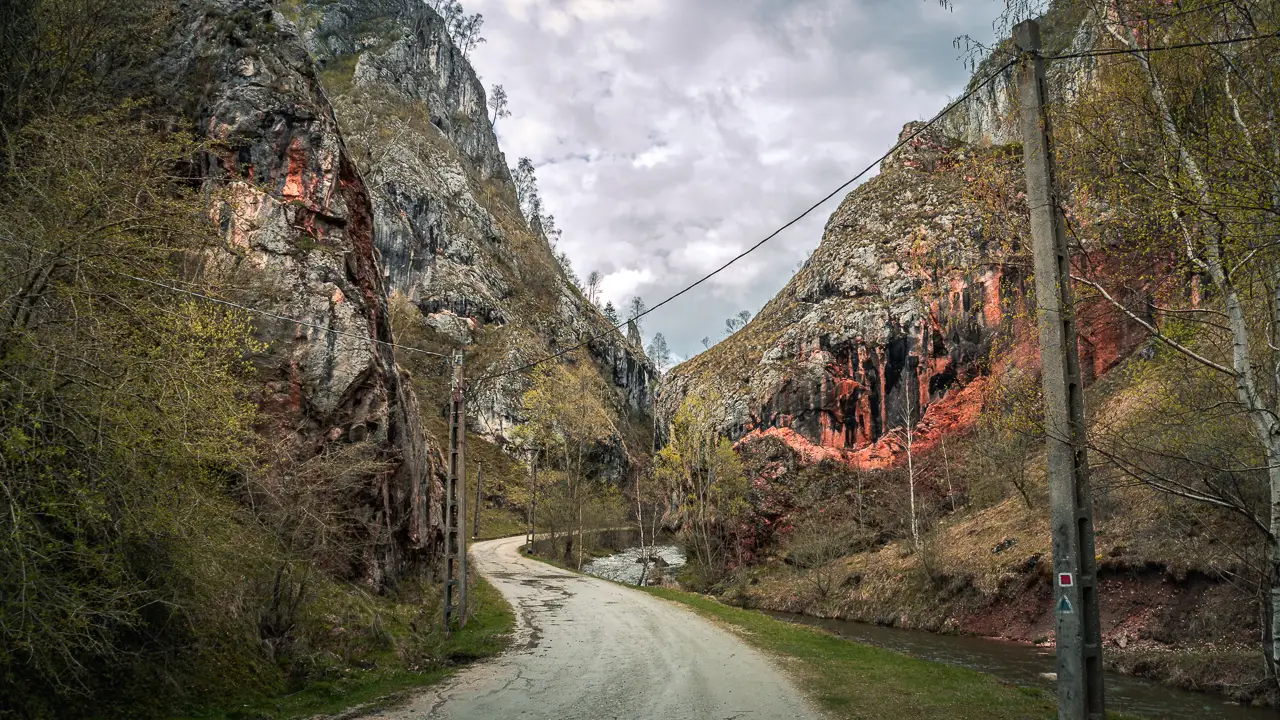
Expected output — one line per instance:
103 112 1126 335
174 572 514 720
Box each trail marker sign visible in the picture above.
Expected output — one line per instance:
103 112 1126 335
1058 596 1074 614
1058 572 1074 587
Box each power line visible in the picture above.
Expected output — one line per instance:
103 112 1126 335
25 32 1262 386
1044 31 1278 61
476 57 1020 384
7 239 450 360
114 270 451 359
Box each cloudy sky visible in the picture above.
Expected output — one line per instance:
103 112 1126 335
463 0 1013 362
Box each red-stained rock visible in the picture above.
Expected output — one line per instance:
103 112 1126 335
161 0 443 589
662 123 1154 472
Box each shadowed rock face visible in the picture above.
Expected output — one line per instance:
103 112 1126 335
295 0 654 455
160 0 441 588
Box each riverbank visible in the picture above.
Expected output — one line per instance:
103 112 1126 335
173 573 513 720
724 492 1266 708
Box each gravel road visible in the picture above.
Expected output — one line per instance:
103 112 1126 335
358 534 822 720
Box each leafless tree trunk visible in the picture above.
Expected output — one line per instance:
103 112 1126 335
904 369 921 551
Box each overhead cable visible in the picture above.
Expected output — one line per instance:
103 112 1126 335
474 57 1021 383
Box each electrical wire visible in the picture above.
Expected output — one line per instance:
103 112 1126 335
474 56 1021 383
114 270 451 359
1044 31 1278 61
26 32 1267 383
6 239 450 360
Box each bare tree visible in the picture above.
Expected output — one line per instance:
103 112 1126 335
454 12 485 58
627 296 646 330
585 270 602 305
647 332 672 373
900 367 921 552
542 213 562 246
488 84 510 129
786 515 851 600
724 309 753 336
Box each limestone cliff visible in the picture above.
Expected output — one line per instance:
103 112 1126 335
289 0 655 457
661 125 1026 465
661 127 1145 468
160 0 440 588
937 4 1097 146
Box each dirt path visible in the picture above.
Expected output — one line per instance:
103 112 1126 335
358 535 823 720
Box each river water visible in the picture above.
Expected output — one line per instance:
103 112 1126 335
583 543 1269 719
583 544 685 585
765 610 1272 720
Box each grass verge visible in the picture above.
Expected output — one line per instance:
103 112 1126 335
642 587 1056 719
641 587 1146 720
174 573 513 720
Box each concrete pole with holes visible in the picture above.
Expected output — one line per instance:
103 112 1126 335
527 451 537 554
1015 19 1105 719
473 461 483 539
444 350 469 630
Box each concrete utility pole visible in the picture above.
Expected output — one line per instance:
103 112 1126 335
472 461 483 539
526 451 537 554
1015 19 1105 719
444 350 469 630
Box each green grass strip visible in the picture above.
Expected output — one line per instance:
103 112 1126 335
643 587 1143 720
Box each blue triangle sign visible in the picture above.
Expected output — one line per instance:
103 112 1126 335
1057 596 1074 614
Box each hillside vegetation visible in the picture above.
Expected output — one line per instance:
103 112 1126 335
0 0 515 716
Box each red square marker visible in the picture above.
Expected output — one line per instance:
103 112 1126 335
1058 573 1074 587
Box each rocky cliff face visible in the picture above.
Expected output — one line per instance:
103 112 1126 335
937 5 1098 146
661 116 1149 466
160 0 441 588
661 125 1022 465
289 0 655 452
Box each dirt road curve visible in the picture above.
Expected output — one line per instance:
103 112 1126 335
360 535 822 720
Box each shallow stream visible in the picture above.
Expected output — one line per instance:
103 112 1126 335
582 544 685 585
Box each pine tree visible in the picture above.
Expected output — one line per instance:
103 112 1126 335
602 301 620 326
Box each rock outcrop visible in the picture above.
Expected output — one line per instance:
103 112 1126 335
160 0 441 588
290 0 655 453
937 5 1098 146
661 125 1020 465
660 117 1149 466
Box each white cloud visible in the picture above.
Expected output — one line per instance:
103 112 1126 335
599 267 656 308
632 144 679 168
466 0 1005 358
